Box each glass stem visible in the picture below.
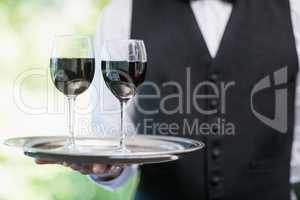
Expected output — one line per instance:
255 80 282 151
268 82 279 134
67 96 76 147
120 100 126 150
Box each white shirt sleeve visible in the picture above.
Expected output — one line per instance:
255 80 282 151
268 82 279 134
91 0 133 137
88 0 137 191
290 0 300 184
89 165 138 192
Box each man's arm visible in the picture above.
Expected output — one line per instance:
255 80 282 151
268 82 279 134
290 0 300 185
87 0 137 191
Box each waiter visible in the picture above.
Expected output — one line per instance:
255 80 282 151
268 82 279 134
37 0 300 199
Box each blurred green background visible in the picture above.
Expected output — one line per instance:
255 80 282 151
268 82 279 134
0 0 138 200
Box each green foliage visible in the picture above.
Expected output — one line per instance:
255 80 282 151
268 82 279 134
0 152 138 200
0 0 110 87
0 1 139 200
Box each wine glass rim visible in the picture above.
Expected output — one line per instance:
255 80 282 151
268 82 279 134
55 34 93 39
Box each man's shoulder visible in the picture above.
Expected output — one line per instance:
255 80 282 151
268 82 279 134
97 0 132 40
105 0 132 12
101 0 132 24
290 0 300 14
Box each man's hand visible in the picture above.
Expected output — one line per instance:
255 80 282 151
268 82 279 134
35 159 123 180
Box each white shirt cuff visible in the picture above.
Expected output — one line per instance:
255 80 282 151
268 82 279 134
88 165 138 192
291 138 300 184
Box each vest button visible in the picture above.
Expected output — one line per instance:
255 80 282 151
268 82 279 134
209 99 219 109
212 126 219 133
211 176 223 186
209 73 219 82
212 148 222 159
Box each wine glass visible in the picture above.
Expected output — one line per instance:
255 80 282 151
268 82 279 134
101 40 147 152
50 35 95 149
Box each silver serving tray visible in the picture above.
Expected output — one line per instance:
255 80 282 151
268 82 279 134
4 135 204 165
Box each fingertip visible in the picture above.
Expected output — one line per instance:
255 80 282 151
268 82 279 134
79 169 90 175
35 159 43 164
35 159 55 164
92 164 108 174
70 164 83 171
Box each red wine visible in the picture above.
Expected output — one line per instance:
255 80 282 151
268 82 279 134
50 58 95 96
102 61 147 101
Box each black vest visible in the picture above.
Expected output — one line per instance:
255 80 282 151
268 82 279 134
130 0 299 199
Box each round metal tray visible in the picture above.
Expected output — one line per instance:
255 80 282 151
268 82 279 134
4 135 204 165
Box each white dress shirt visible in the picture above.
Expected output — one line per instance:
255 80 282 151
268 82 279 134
90 0 300 192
